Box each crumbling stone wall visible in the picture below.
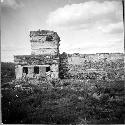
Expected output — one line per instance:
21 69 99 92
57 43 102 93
14 55 59 65
14 30 60 80
66 53 124 80
14 55 59 79
14 29 124 81
30 30 60 55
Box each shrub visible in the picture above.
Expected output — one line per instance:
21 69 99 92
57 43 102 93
1 62 15 84
1 79 124 124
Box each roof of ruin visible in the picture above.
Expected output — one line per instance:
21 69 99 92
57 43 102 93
30 29 60 42
30 30 59 37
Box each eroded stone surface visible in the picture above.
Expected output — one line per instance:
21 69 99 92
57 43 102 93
14 30 124 81
30 30 60 55
14 30 60 79
60 53 124 80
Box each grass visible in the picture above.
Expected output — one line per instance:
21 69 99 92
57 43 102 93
1 79 124 124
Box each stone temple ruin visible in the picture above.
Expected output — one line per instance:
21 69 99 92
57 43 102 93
14 30 60 80
14 30 124 81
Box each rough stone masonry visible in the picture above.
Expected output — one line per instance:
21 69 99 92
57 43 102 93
14 30 60 79
14 30 124 81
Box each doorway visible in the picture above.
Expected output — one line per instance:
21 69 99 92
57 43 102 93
23 67 28 74
34 66 39 74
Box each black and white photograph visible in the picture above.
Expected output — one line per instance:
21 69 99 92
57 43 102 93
1 0 124 124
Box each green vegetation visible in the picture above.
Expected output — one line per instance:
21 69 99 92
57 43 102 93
1 62 15 84
1 62 124 124
1 80 124 124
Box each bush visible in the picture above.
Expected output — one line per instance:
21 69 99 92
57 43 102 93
1 62 15 84
1 80 124 124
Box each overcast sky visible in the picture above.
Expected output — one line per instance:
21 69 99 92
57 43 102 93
1 0 124 62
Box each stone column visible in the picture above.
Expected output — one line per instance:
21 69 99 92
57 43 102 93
39 66 46 77
15 65 22 79
27 66 34 78
50 64 59 79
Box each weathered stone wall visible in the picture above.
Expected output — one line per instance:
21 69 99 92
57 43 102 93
14 55 59 65
30 30 60 55
14 30 60 80
31 48 58 55
15 65 23 79
14 55 59 79
14 29 124 81
65 53 124 80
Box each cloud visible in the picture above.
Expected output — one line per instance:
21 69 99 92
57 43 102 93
98 22 124 34
65 39 124 54
1 0 24 9
46 1 122 29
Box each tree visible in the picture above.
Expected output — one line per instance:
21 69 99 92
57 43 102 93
59 52 69 79
1 62 15 84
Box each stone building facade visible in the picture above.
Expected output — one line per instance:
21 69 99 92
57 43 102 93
14 29 124 81
14 30 60 79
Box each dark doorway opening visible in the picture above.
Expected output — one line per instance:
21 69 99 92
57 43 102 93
34 66 39 74
46 66 50 72
46 35 53 41
23 67 28 74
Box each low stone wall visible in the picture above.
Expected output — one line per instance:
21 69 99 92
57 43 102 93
61 53 124 80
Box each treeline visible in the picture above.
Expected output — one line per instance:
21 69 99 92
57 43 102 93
1 62 15 84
